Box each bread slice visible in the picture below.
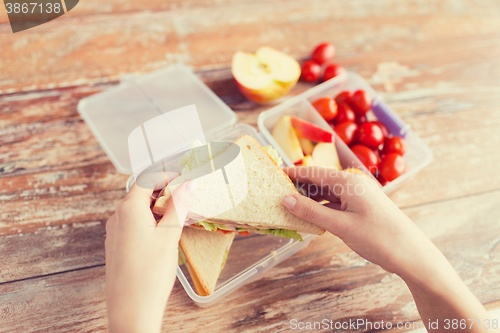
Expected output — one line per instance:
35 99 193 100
153 135 324 235
180 226 234 295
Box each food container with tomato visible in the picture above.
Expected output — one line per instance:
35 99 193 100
258 71 433 194
78 64 320 307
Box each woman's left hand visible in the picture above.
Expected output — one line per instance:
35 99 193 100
105 172 197 333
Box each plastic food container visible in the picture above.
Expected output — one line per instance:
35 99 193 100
78 65 431 307
78 64 322 307
258 72 433 194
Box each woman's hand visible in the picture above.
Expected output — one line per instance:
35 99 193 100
282 166 491 332
281 166 438 280
105 172 197 333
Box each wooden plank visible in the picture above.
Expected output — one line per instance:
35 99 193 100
0 0 270 24
0 221 105 283
2 71 500 282
1 0 500 93
3 91 500 232
1 189 499 332
389 104 500 208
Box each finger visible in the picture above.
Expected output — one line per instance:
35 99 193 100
127 171 180 203
157 179 198 229
284 166 349 190
282 193 352 234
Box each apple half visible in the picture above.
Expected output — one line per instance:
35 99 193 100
232 46 301 104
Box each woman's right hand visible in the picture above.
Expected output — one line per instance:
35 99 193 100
281 166 492 332
281 166 445 284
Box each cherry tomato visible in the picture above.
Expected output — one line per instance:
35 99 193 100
301 60 321 82
312 97 337 121
350 90 372 115
374 148 383 164
356 122 385 149
335 91 352 105
333 121 357 146
350 145 379 174
311 42 335 65
239 231 251 237
322 63 345 81
382 136 406 156
355 114 368 126
376 174 388 186
379 153 407 181
373 121 390 138
334 102 356 124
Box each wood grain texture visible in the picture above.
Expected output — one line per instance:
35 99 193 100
1 0 500 93
2 0 500 331
2 64 500 284
1 190 499 332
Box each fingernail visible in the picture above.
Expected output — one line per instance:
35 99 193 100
186 179 198 194
282 195 297 211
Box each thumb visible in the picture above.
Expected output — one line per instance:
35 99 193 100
157 179 198 230
282 193 351 234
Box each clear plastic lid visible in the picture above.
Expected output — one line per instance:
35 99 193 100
77 64 238 174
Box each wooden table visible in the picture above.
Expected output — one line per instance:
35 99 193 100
1 0 500 331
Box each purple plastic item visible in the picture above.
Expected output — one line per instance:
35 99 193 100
371 97 410 138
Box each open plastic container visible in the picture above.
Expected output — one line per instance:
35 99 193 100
258 72 433 194
78 65 431 307
77 64 321 307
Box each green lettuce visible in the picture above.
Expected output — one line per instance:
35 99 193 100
263 145 283 167
195 221 217 231
195 221 232 231
256 228 304 241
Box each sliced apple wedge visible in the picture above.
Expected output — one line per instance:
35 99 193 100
272 115 304 164
301 155 314 166
232 47 301 104
298 136 314 155
311 142 341 170
291 116 333 143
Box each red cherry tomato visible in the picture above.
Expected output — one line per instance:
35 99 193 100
350 145 379 174
376 174 388 186
311 42 335 65
382 136 406 156
335 91 352 105
238 231 251 237
355 114 368 126
301 60 321 82
374 148 383 164
350 90 372 115
322 63 345 81
356 122 385 149
334 102 356 124
373 121 390 138
312 97 337 121
333 121 358 146
379 153 407 181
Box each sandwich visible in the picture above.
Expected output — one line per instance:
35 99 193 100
153 135 325 240
178 226 234 296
